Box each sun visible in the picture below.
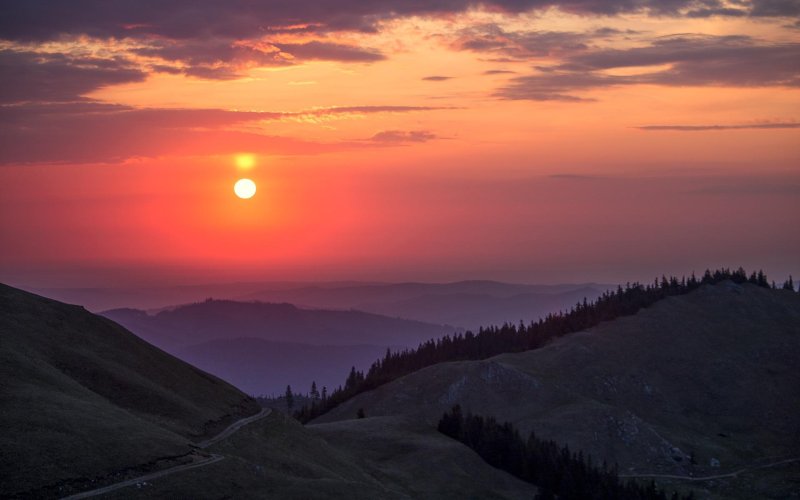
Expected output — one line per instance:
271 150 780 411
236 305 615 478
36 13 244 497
234 178 257 199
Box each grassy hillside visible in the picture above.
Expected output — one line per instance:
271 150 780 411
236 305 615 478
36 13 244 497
99 410 536 499
315 282 800 498
309 416 538 499
0 284 260 497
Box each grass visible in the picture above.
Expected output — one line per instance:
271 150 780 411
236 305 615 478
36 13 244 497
309 416 537 499
101 411 535 499
0 284 259 497
314 283 800 498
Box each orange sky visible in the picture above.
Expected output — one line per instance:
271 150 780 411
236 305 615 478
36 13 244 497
0 3 798 286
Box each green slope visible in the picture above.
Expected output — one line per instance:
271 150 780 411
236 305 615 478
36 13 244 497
100 410 536 499
315 282 800 498
309 416 539 499
0 284 260 497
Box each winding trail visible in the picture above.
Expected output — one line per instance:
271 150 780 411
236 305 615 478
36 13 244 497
62 408 271 499
197 407 271 449
619 457 800 482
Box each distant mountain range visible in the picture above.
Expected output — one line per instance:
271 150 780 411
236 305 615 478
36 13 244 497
101 281 601 395
103 300 456 395
21 281 373 313
24 280 611 331
100 282 610 396
238 281 610 330
103 300 455 347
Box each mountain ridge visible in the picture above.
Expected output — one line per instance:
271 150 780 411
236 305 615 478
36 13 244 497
312 282 800 498
101 299 460 395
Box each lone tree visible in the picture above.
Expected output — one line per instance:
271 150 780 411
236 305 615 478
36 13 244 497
310 381 320 400
285 385 294 411
357 408 366 419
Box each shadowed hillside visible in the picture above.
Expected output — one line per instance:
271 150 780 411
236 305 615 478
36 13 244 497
315 282 800 498
0 284 260 498
100 411 537 499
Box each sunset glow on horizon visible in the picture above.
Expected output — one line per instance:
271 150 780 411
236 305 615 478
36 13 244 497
0 1 798 287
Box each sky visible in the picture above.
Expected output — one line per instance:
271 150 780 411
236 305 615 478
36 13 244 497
0 0 798 287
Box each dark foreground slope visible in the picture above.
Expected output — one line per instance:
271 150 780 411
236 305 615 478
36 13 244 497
100 411 536 500
0 284 260 498
315 282 800 498
0 284 537 499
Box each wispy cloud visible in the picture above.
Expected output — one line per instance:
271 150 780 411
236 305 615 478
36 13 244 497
0 103 446 164
638 122 800 131
483 69 517 75
369 130 438 144
548 173 607 180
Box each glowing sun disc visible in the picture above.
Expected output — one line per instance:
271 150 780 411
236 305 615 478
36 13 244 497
234 178 257 199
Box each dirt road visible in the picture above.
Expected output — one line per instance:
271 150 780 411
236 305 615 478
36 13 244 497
62 408 272 499
619 457 800 482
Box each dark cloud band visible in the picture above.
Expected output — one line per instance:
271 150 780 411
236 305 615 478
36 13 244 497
1 1 796 43
495 35 800 101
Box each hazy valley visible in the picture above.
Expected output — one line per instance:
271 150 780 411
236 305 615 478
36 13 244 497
99 281 606 395
101 299 454 395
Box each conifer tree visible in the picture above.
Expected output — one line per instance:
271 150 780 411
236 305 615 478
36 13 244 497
294 267 783 423
438 406 693 500
285 384 294 411
310 381 320 400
